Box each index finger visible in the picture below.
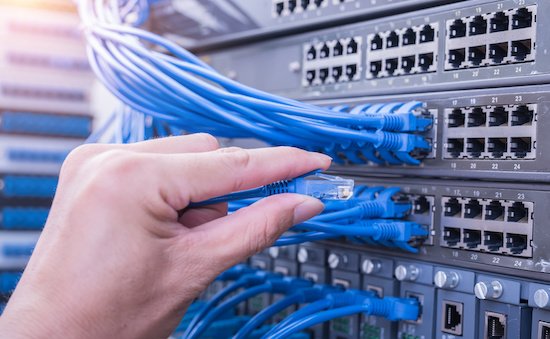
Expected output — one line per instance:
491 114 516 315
158 146 332 210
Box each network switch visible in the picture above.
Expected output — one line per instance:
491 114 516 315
305 84 550 182
149 0 455 51
0 231 39 270
0 111 92 138
201 0 550 99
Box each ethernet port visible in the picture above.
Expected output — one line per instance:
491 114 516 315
449 19 466 38
446 138 464 157
319 68 329 83
305 70 316 85
468 45 486 66
371 34 383 50
506 233 528 254
489 106 508 126
401 55 415 73
469 15 487 35
511 39 531 61
485 201 504 220
511 105 533 126
345 64 357 79
449 48 466 68
487 138 507 158
314 0 324 7
510 137 531 158
369 61 382 77
418 53 434 71
538 321 550 339
463 229 482 248
275 2 284 16
443 227 461 246
484 231 503 251
489 42 508 64
466 138 485 158
288 0 297 13
448 108 465 127
385 58 398 75
464 199 482 219
419 25 435 43
301 0 310 10
404 292 424 324
346 38 358 54
386 31 399 48
444 198 461 217
485 312 506 339
332 66 343 82
403 28 416 45
490 12 509 32
442 300 463 336
512 8 533 30
306 46 317 61
467 107 486 127
319 44 330 59
507 201 528 222
413 196 430 214
333 41 344 57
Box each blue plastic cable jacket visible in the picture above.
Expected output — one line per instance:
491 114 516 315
274 232 338 246
186 284 272 339
183 279 248 336
267 305 365 338
263 298 333 337
233 293 303 339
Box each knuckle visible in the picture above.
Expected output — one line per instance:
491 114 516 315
59 144 106 178
224 148 252 169
194 133 219 150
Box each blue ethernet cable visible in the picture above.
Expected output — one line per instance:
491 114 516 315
267 297 420 338
186 277 312 339
183 270 276 337
233 285 338 338
78 0 433 166
189 172 354 207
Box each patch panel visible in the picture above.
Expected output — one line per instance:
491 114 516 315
202 0 550 99
440 196 533 257
150 0 454 51
366 23 438 79
445 6 537 70
316 176 550 280
0 111 92 138
4 52 89 72
478 300 532 338
0 207 49 231
0 175 57 198
302 37 362 86
0 135 80 175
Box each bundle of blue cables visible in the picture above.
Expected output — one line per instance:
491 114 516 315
79 0 433 165
230 184 428 253
182 265 420 338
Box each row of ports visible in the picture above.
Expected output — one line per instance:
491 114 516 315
448 7 535 39
446 39 533 69
304 64 359 85
443 227 529 255
2 85 86 102
443 198 531 222
274 0 327 16
368 53 435 78
369 25 436 51
446 105 535 128
445 137 534 159
304 38 360 61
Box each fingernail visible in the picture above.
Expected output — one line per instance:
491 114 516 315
293 197 325 224
313 152 333 162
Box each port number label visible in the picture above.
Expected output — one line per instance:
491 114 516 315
473 190 480 197
492 163 499 170
495 192 503 198
515 95 523 102
470 163 477 169
492 257 500 264
514 260 523 267
452 251 459 258
517 193 525 200
451 162 457 169
491 97 499 103
470 254 479 261
453 189 461 195
514 164 521 170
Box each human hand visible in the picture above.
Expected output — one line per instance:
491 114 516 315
0 134 331 339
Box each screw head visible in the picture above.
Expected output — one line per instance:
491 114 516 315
268 247 280 259
328 253 340 269
434 271 459 289
362 259 381 275
534 289 550 308
297 248 310 263
395 265 418 281
474 280 503 299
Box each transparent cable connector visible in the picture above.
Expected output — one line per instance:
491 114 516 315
294 173 354 200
